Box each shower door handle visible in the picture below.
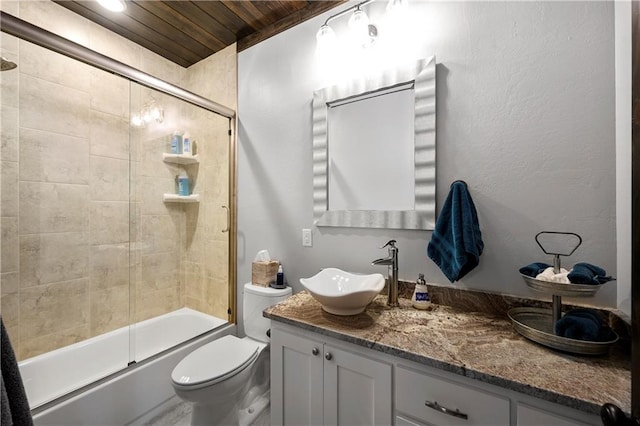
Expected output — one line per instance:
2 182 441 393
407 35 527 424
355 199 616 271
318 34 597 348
221 205 230 233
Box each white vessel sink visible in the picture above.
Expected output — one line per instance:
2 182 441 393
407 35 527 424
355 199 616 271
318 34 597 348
300 268 386 316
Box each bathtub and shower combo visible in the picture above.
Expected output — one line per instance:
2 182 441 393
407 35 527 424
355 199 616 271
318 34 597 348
0 10 237 425
23 309 233 425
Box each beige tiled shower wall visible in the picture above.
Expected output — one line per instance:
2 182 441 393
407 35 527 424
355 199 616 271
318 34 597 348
131 89 186 324
180 108 230 318
0 0 237 360
182 46 237 320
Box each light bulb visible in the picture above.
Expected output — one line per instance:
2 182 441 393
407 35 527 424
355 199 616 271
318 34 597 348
316 24 336 53
386 0 408 15
349 9 373 48
96 0 126 12
348 9 370 34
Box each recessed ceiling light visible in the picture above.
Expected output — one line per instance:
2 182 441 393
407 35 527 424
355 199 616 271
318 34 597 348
96 0 126 13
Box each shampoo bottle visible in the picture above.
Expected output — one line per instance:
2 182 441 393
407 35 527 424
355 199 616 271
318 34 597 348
171 131 183 154
182 132 192 156
412 273 431 309
177 172 189 196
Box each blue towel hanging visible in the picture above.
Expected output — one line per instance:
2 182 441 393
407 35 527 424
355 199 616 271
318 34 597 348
427 180 483 282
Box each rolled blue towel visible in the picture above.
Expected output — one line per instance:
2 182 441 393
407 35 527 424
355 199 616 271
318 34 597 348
518 262 551 278
567 262 613 285
554 309 613 342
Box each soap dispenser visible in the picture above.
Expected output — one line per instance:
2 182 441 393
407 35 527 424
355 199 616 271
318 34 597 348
412 273 431 309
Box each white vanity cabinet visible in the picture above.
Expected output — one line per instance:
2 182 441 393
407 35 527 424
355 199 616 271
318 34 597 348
270 322 603 426
270 324 393 425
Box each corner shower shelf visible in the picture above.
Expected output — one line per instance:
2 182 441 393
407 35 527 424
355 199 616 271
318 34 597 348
162 153 199 165
163 193 200 203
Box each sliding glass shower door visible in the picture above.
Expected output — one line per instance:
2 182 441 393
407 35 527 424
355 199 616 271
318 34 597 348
0 34 134 406
0 28 233 408
129 83 232 363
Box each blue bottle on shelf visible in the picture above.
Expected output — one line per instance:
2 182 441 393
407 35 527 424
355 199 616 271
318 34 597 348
171 131 183 154
177 173 189 196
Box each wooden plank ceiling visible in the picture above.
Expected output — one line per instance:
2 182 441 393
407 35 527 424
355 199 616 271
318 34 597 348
54 0 347 68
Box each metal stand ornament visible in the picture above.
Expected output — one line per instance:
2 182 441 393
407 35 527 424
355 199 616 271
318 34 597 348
508 232 618 356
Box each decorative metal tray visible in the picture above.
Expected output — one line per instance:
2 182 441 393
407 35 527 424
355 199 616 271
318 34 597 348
520 274 606 297
508 307 618 356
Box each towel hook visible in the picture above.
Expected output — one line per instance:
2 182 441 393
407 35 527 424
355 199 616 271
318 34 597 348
450 180 467 189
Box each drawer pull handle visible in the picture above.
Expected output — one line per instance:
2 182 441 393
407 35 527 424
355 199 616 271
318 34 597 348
325 352 332 360
312 347 319 356
425 400 468 420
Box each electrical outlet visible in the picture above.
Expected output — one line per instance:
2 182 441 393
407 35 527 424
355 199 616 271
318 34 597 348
302 228 313 247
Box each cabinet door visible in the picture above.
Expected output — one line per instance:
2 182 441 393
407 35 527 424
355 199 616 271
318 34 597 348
271 328 324 426
323 344 393 426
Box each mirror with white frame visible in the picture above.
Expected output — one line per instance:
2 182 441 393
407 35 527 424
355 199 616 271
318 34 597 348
312 55 437 230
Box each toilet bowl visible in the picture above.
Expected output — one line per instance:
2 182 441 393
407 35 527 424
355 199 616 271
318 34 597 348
170 283 291 425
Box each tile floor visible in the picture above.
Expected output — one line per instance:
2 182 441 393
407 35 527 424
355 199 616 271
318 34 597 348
143 401 192 426
143 401 270 426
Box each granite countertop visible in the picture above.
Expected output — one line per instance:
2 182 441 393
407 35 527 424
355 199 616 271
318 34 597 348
264 291 631 416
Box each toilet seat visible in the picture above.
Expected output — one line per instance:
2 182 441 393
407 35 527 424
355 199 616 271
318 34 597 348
171 335 260 390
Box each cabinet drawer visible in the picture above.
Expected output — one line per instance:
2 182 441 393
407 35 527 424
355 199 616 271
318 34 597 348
396 415 426 426
517 403 592 426
396 365 510 426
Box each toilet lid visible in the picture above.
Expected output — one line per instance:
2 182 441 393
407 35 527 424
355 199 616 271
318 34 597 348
171 335 260 387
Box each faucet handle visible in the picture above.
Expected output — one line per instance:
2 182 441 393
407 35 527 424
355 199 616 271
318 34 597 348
380 239 397 249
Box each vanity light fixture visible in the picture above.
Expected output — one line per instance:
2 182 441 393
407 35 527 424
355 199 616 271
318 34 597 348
96 0 126 13
316 0 409 55
316 0 378 52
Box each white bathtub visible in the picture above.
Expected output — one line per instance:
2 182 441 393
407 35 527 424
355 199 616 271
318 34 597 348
23 308 234 425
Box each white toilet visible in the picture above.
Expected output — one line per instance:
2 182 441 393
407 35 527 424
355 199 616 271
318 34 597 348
171 283 292 426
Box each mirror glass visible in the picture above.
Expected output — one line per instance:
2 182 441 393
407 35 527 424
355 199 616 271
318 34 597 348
328 85 415 211
313 56 436 230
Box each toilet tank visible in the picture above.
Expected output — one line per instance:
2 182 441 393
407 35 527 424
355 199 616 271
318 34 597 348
243 283 292 343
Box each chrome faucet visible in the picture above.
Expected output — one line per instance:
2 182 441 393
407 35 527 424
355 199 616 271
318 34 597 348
371 240 399 307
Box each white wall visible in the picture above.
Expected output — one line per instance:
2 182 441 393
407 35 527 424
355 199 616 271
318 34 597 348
237 1 617 316
615 1 632 317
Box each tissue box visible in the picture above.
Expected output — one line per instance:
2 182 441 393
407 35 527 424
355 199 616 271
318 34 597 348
252 261 279 287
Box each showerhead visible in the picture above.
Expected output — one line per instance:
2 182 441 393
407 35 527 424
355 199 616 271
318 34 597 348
1 57 17 71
